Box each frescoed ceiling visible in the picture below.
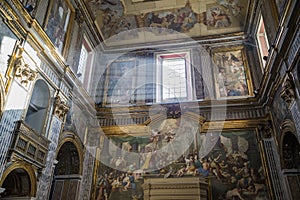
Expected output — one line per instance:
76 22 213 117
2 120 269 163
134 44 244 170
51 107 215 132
85 0 251 46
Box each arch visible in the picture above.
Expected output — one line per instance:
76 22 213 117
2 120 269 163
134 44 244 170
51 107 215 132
25 79 50 134
55 141 80 175
280 119 300 169
49 132 83 200
280 119 297 139
0 161 37 197
56 131 84 175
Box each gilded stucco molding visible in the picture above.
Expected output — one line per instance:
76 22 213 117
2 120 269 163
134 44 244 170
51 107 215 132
53 96 70 121
0 161 37 196
98 106 266 127
5 43 37 90
2 0 76 99
14 48 36 87
0 75 5 113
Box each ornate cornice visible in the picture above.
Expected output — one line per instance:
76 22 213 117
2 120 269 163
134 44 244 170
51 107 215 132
97 103 266 127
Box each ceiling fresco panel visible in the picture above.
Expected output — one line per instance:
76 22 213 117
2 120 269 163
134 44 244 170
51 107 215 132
86 0 250 46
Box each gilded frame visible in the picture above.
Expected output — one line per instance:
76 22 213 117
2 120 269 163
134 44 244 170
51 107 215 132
43 0 75 57
212 46 253 99
205 129 271 200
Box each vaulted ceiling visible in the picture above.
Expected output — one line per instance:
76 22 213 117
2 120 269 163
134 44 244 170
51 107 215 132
85 0 253 47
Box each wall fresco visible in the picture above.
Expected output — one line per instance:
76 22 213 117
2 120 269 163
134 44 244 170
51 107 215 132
45 0 71 53
86 0 249 42
213 49 249 98
94 128 269 200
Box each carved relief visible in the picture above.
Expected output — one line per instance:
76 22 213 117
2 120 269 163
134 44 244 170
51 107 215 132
164 103 181 119
14 48 36 87
75 9 84 25
259 121 273 139
53 96 69 121
280 74 296 109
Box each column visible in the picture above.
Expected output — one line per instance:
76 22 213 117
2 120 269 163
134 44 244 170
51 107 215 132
258 124 290 200
36 96 69 200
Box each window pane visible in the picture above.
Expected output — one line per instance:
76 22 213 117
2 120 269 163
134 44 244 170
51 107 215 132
256 16 269 68
77 45 88 82
162 58 187 100
0 19 18 76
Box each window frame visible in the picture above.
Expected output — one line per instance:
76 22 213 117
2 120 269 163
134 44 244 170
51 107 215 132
256 15 270 69
77 35 94 91
44 0 75 56
155 51 193 103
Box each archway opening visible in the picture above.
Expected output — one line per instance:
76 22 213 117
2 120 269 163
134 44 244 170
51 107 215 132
1 168 31 198
50 141 81 200
55 141 80 175
282 132 300 169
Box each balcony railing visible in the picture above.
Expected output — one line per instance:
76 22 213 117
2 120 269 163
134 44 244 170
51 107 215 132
8 120 50 168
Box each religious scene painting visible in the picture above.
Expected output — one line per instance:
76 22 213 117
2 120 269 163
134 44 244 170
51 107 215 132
45 0 71 53
206 131 269 199
94 125 269 200
143 2 199 34
205 2 246 30
105 60 137 105
86 0 249 42
213 49 249 98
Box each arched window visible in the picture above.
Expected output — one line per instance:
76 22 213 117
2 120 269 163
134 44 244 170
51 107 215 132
25 79 50 134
